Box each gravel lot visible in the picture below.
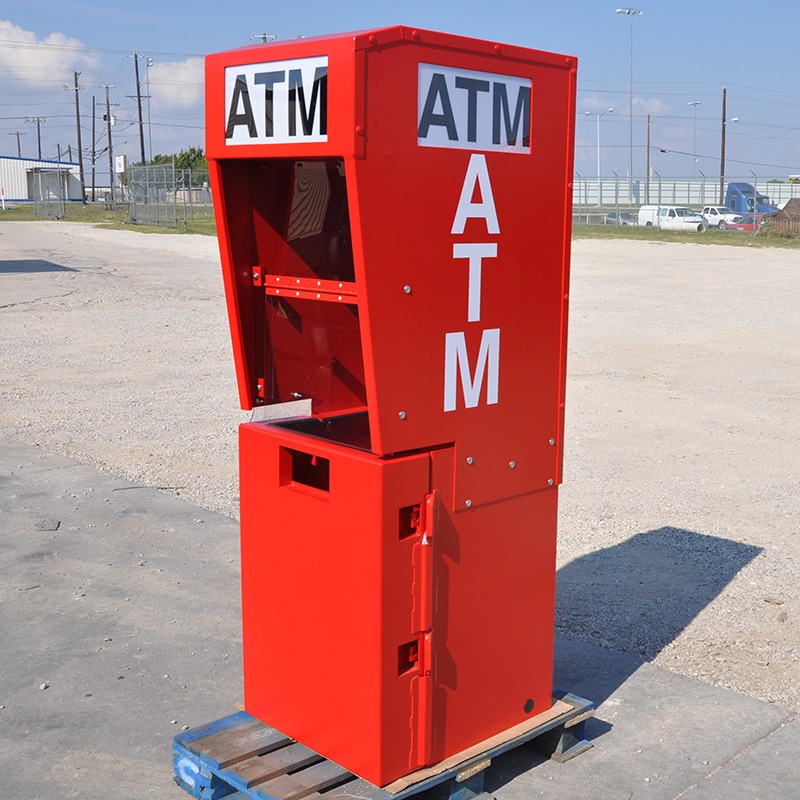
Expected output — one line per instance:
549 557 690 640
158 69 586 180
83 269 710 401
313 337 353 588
1 221 797 711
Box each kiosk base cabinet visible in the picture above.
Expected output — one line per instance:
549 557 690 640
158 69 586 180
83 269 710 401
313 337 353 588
240 421 559 786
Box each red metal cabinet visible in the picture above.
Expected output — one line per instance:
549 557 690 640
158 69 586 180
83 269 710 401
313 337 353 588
206 25 576 787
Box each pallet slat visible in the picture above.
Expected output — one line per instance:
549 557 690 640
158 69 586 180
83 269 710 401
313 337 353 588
252 759 353 800
301 777 389 800
192 721 292 769
234 742 324 788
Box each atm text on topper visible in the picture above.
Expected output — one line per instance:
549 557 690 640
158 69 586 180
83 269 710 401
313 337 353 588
417 63 531 153
224 56 328 145
421 66 532 412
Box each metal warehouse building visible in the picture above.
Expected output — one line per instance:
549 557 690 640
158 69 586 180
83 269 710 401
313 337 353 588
0 155 82 203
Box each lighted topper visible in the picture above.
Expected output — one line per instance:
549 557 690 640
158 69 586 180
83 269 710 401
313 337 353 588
418 63 531 153
225 56 328 145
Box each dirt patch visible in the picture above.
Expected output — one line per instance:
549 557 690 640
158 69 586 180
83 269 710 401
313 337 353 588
1 222 797 710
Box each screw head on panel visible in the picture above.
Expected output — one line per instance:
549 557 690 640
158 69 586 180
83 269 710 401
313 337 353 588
548 478 554 486
398 411 407 420
549 439 556 446
466 456 474 465
403 285 412 294
465 499 473 508
509 461 516 469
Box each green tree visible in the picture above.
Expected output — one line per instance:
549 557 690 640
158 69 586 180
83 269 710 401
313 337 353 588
146 148 208 170
175 147 208 171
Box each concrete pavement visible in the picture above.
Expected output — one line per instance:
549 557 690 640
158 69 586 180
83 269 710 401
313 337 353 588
1 437 796 800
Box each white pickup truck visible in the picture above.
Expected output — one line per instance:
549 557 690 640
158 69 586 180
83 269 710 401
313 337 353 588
638 205 707 232
702 206 743 229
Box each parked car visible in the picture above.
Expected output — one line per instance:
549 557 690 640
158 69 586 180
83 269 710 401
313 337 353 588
727 215 758 232
702 206 743 229
640 205 707 232
605 211 638 226
638 205 707 231
638 205 660 226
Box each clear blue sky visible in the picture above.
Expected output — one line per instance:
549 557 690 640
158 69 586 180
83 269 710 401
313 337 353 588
1 0 799 179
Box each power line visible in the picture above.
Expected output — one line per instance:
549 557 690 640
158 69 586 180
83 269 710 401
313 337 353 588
0 37 202 59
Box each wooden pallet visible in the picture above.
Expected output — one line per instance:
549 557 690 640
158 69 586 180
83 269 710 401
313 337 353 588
173 692 594 800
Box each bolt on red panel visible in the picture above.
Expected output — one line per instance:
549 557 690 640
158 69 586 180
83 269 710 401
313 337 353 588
206 25 576 787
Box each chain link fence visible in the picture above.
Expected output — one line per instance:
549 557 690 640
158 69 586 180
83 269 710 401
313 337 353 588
31 169 66 219
127 165 213 228
573 176 800 226
124 165 799 232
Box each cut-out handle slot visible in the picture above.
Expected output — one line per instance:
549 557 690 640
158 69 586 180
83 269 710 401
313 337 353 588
398 504 421 540
281 447 330 493
397 640 420 676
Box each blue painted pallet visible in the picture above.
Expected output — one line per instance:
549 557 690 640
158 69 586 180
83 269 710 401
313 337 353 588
173 692 594 800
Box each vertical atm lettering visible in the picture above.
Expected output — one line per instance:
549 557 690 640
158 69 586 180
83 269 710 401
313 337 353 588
205 26 577 787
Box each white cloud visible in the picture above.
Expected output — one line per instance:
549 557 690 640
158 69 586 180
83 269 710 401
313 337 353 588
148 57 204 110
580 94 616 115
0 19 100 81
635 96 670 117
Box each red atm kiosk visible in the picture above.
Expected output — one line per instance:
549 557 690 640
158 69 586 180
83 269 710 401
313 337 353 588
205 26 577 787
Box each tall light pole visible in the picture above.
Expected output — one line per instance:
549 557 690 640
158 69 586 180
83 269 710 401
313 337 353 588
585 108 613 204
616 8 643 184
146 57 154 161
688 100 701 177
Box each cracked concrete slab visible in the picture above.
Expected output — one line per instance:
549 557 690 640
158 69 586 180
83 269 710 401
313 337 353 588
1 438 795 800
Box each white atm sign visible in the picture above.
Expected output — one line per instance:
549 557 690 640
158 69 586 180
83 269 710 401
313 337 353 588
225 56 328 145
418 64 531 154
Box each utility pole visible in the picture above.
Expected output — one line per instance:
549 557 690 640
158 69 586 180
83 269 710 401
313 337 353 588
25 117 46 159
91 96 96 201
128 52 147 164
65 70 87 203
104 84 115 203
9 131 26 157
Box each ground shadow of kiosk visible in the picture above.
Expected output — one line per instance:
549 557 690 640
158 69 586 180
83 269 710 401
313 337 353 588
205 26 578 788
